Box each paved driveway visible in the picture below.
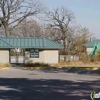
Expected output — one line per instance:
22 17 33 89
0 67 100 100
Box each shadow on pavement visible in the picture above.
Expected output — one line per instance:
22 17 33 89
0 78 100 100
41 69 100 76
11 64 100 76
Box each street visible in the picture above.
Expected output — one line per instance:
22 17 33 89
0 67 100 100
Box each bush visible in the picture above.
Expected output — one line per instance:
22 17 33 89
25 62 50 67
79 53 90 64
0 63 11 67
89 51 100 62
97 51 100 61
90 56 100 62
5 63 11 67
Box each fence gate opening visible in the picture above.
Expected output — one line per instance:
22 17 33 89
10 48 25 64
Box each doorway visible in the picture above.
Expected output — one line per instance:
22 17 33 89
10 49 25 64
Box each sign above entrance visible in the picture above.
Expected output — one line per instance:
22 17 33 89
30 49 39 52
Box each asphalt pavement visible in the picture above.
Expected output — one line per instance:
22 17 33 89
0 67 100 100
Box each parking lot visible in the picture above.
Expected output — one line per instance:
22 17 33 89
0 67 100 100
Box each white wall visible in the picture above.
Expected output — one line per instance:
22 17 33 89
0 50 9 64
43 50 58 64
25 50 58 64
86 48 93 55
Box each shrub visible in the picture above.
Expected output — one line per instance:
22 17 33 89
0 63 11 67
90 51 100 62
79 53 90 64
97 51 100 61
5 63 11 67
25 62 50 67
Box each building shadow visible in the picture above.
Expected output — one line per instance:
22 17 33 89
0 78 100 100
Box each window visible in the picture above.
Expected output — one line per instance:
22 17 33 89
30 49 39 58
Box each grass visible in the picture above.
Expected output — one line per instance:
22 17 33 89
59 61 100 67
0 63 11 70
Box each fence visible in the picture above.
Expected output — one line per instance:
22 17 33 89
59 55 79 61
11 56 24 63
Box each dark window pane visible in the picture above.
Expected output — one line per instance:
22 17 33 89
30 49 39 58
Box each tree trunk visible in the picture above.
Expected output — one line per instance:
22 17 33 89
63 38 67 62
3 22 10 37
67 41 70 62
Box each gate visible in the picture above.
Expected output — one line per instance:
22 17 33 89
10 48 25 64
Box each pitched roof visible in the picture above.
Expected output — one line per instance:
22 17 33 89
83 40 100 47
0 37 63 49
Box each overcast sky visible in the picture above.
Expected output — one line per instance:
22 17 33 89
42 0 100 38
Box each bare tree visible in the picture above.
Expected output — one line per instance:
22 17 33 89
75 27 93 52
46 7 75 61
0 26 5 36
43 24 62 43
0 0 44 36
12 19 44 37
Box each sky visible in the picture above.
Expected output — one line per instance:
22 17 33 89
42 0 100 38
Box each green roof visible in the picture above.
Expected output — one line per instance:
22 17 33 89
0 37 63 49
83 40 100 47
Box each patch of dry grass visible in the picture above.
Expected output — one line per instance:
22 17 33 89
0 63 11 70
58 61 100 67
